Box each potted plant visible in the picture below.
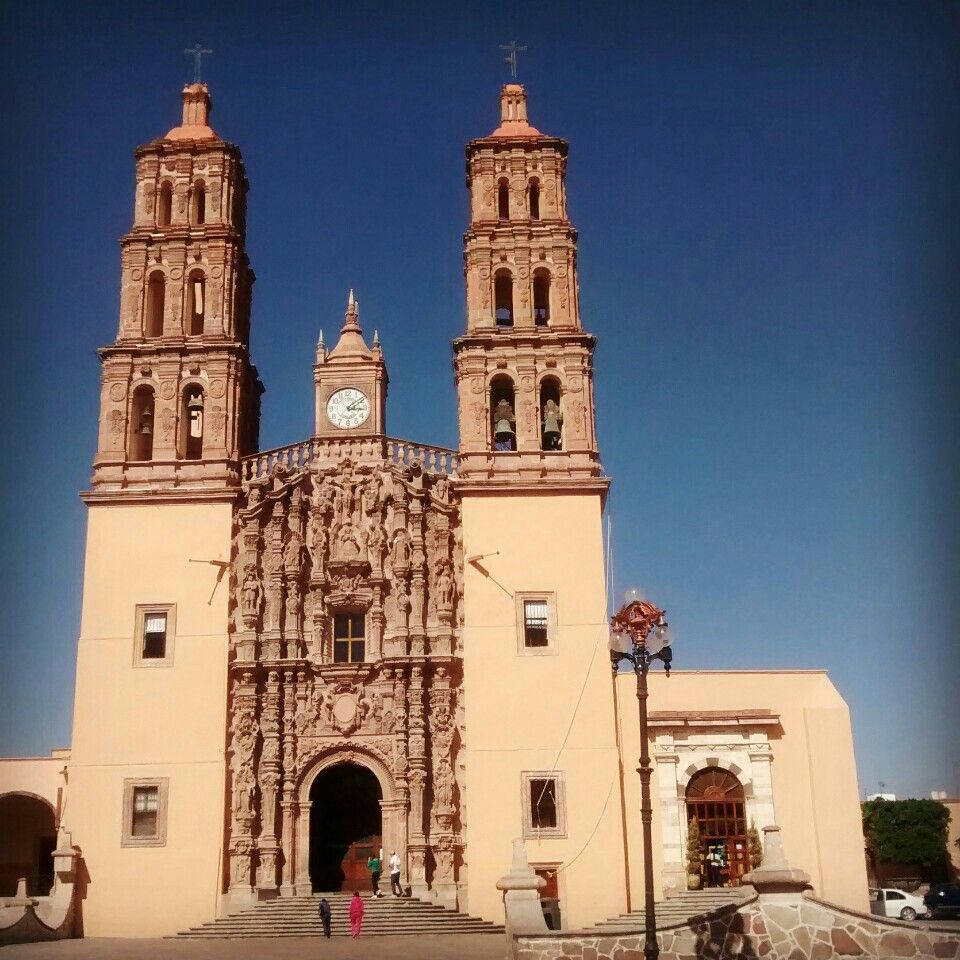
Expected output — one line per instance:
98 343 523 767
686 816 703 890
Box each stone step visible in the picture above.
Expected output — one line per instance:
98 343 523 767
587 890 748 932
171 893 504 939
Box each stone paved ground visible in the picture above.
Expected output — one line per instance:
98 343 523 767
0 934 506 960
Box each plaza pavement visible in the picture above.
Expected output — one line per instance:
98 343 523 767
0 934 506 959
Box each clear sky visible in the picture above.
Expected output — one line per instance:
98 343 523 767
0 1 957 801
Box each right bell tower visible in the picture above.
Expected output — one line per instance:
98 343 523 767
454 83 605 489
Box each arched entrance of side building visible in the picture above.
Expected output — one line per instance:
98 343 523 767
685 768 749 887
309 763 382 892
0 793 57 897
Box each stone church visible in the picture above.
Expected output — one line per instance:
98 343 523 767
0 80 868 939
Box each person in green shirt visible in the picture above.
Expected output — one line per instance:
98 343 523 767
367 852 383 898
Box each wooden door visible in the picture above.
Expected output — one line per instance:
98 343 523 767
339 835 381 891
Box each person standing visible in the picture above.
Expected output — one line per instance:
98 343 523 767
318 897 331 939
389 850 403 897
348 890 364 939
367 851 383 898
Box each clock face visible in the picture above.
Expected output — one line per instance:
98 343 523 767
326 387 371 430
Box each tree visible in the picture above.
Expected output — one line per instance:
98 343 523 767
686 817 703 879
862 798 950 880
748 821 763 870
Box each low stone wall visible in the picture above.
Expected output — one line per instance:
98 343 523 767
515 893 960 960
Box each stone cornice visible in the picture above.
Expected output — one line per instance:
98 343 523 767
80 487 241 506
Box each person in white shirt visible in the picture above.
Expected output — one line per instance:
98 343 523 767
389 851 403 897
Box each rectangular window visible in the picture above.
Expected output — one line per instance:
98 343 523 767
133 604 176 667
515 593 558 655
121 777 168 847
523 601 549 647
131 786 159 837
521 771 567 839
142 614 167 659
333 613 366 664
530 778 558 829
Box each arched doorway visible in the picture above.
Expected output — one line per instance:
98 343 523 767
0 793 56 896
309 763 382 892
685 768 749 886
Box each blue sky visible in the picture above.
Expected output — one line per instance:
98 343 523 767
0 1 957 801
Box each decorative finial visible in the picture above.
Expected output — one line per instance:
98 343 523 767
500 40 527 80
317 329 324 349
185 44 213 85
348 288 356 311
373 329 380 346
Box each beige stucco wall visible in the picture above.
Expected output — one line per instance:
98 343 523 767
615 670 869 913
68 501 232 937
0 754 68 811
460 491 627 930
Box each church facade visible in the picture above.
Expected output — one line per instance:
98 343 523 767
0 81 868 938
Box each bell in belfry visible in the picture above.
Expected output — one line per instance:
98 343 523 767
139 408 153 435
493 399 516 451
541 399 563 450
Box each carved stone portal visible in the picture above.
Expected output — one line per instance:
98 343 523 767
226 454 463 907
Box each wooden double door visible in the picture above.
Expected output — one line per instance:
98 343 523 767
339 835 382 892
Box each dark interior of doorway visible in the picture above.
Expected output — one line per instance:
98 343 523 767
309 763 382 892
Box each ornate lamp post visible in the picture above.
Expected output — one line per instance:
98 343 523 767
609 588 673 960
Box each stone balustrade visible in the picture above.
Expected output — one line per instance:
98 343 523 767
241 436 459 481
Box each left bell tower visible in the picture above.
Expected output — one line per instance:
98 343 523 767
90 82 262 496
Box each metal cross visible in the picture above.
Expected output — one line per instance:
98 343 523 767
500 40 527 80
185 44 213 84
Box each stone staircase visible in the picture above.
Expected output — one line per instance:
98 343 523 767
172 892 505 938
588 887 752 933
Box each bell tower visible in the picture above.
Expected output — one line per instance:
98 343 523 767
454 83 605 491
88 83 262 498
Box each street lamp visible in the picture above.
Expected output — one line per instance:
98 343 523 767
609 587 673 960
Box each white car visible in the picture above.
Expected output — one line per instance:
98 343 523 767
869 887 926 921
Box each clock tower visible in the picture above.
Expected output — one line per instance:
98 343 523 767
313 290 388 440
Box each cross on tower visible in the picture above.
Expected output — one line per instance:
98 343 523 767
185 44 213 84
500 40 527 80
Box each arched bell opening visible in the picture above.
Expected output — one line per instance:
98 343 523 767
145 272 165 338
529 178 541 220
0 793 56 897
157 182 173 227
309 763 383 892
533 268 551 325
128 386 155 462
490 375 516 452
685 768 749 887
187 270 206 336
539 376 563 451
180 386 205 460
497 178 510 220
494 269 514 327
191 180 206 225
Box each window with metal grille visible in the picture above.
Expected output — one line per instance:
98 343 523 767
529 778 558 829
131 786 159 837
142 613 167 659
523 601 549 647
333 614 366 664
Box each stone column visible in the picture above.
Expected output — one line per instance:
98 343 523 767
653 737 684 897
294 804 313 896
748 737 776 830
496 838 548 943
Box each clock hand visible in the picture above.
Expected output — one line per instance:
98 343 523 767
345 399 366 412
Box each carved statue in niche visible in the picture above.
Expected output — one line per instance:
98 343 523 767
394 578 411 631
361 472 382 516
434 756 455 809
391 529 411 569
283 531 303 571
434 559 455 613
240 568 262 624
370 692 384 732
230 711 259 772
367 523 385 574
335 520 363 561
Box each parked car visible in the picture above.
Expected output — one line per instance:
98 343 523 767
869 887 926 921
923 883 960 920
